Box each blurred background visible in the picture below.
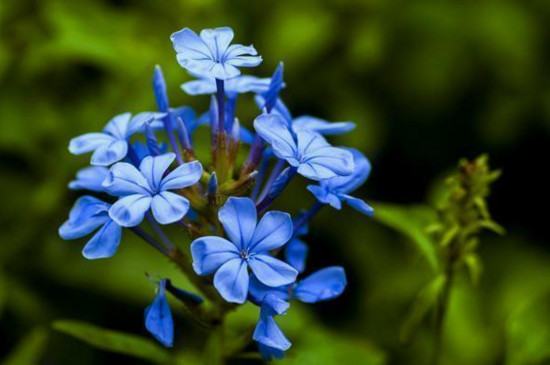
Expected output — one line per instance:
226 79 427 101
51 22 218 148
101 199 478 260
1 0 550 364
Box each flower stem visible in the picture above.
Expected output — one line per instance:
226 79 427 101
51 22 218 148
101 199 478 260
215 79 225 134
256 166 297 214
146 213 174 251
130 226 170 256
256 159 285 204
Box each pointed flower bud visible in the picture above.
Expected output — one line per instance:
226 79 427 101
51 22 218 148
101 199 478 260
145 123 161 156
153 65 169 112
208 172 218 196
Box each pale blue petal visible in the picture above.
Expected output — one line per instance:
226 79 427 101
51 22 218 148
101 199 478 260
225 54 263 68
69 133 116 155
296 132 355 180
253 114 297 161
90 139 128 166
127 112 165 136
306 185 342 209
285 238 308 273
181 79 217 95
190 236 239 275
294 266 347 303
218 197 257 250
171 27 213 60
139 153 176 192
82 220 122 259
261 293 290 317
249 211 293 253
248 275 290 303
68 166 109 192
59 196 110 239
323 148 371 194
109 194 152 227
249 254 297 288
160 160 202 191
224 44 258 59
145 280 174 347
292 115 355 135
341 194 374 216
253 315 291 351
254 95 293 122
213 258 249 304
200 27 234 60
227 75 271 94
151 191 190 224
103 112 132 139
103 162 152 196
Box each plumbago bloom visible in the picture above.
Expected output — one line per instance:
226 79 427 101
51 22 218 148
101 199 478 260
58 26 374 361
104 153 202 226
191 197 298 303
69 112 164 166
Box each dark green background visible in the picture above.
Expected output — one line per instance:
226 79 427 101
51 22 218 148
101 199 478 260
1 0 549 364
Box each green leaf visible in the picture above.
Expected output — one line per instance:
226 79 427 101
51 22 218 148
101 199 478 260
52 319 171 364
400 274 446 343
372 202 440 272
0 327 48 365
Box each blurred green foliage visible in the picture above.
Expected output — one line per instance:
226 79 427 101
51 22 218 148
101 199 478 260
1 0 549 364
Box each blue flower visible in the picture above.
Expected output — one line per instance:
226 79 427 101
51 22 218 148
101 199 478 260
249 266 347 304
68 166 109 192
69 112 165 166
59 196 122 259
253 293 291 357
181 75 271 96
103 153 202 227
307 148 374 216
190 197 298 303
132 141 168 163
145 279 174 347
253 114 355 181
171 27 262 80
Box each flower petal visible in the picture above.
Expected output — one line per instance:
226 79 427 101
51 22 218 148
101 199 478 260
160 160 202 191
151 191 190 224
292 115 355 135
139 153 176 192
69 133 116 155
82 220 122 259
59 196 110 240
341 194 374 216
249 254 297 288
284 237 308 273
127 112 165 136
103 112 132 139
200 27 234 60
68 166 110 192
218 197 257 250
253 114 296 161
249 211 293 253
253 315 291 351
190 236 239 275
90 139 128 166
258 343 286 361
249 275 290 303
109 194 152 227
181 78 217 95
145 280 174 347
103 162 152 196
171 27 213 60
296 131 355 180
213 258 249 304
306 185 342 209
294 266 347 303
322 148 372 194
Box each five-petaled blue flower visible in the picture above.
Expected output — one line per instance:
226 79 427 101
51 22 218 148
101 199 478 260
69 112 164 166
249 266 347 305
191 197 298 304
103 153 202 227
145 279 174 347
59 196 122 259
171 27 262 80
254 114 355 181
253 293 291 360
307 148 374 216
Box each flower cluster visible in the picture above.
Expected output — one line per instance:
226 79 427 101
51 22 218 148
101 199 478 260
59 26 373 359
